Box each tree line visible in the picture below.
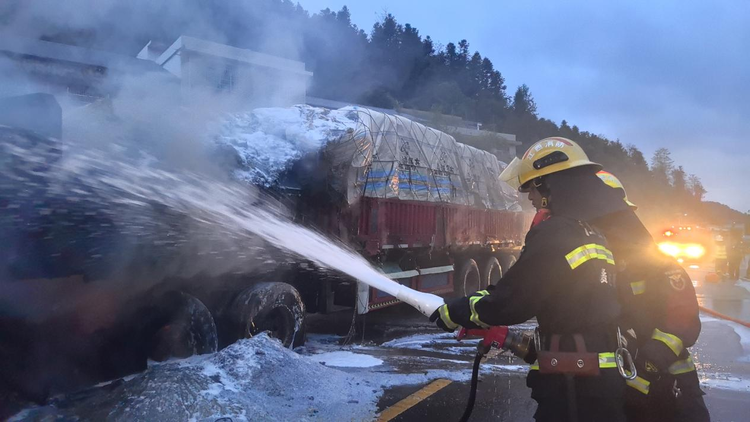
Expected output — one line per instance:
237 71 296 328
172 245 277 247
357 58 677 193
20 0 741 227
293 5 722 227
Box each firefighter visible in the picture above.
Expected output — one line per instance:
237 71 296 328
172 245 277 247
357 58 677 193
728 239 742 280
585 170 710 422
714 235 728 277
432 137 627 422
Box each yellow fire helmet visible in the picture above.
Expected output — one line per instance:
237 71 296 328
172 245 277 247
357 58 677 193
596 170 638 210
500 137 601 191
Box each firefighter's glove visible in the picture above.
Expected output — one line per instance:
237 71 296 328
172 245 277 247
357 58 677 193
429 294 486 333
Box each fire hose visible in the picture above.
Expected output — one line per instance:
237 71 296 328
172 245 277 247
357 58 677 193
455 326 636 422
456 326 530 422
356 279 638 421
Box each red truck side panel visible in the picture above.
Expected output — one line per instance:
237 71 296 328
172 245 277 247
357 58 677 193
357 198 527 255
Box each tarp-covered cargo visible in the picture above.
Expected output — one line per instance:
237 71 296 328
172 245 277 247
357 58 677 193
215 105 520 211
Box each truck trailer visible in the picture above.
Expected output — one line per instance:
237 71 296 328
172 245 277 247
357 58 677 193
0 95 530 406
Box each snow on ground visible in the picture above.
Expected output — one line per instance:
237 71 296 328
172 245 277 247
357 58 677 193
212 105 358 186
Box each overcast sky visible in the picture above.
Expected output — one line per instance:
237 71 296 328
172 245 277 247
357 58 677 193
298 0 750 213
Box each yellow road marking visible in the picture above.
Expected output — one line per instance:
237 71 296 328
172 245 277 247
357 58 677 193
377 379 453 422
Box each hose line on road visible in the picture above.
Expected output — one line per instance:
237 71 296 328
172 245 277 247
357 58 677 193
460 352 483 422
699 306 750 328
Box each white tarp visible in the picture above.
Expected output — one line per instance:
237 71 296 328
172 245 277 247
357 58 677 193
326 107 519 210
213 105 519 210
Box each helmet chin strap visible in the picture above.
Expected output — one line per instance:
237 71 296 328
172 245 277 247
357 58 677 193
534 176 551 209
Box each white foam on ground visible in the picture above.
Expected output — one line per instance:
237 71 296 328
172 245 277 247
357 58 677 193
381 332 459 349
701 314 750 360
311 351 384 368
381 326 537 357
700 373 750 392
14 334 381 422
483 364 530 374
373 369 473 388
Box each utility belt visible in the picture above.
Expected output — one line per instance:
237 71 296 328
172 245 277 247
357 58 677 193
529 329 636 379
530 352 618 372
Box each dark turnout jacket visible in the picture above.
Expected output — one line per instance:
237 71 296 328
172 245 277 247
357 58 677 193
441 166 629 421
472 216 621 344
547 169 701 360
451 213 624 399
592 210 701 353
547 168 703 408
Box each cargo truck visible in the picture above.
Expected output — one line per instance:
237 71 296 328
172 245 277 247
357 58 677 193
0 95 530 404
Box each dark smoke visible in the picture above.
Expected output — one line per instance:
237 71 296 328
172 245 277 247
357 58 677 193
0 0 330 405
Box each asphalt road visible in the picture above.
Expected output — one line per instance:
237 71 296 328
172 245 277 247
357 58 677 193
306 276 750 422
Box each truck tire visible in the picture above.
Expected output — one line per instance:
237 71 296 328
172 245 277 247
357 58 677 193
454 259 481 297
148 292 218 362
481 256 503 286
227 282 306 349
499 254 517 277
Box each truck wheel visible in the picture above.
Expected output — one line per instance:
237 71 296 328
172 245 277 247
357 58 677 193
148 292 218 362
499 254 517 276
228 282 306 348
454 259 481 297
481 257 503 286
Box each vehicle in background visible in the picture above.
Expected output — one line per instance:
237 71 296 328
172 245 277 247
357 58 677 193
656 224 713 270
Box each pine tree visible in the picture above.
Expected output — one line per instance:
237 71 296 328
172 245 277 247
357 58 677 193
687 174 707 201
422 36 435 56
672 165 687 193
465 52 484 98
651 148 674 186
512 84 537 116
444 42 458 71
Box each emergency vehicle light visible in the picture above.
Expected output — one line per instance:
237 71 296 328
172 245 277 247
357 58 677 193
684 244 705 259
658 242 681 257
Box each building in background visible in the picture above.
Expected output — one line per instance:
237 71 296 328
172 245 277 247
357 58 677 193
0 35 175 106
138 36 313 109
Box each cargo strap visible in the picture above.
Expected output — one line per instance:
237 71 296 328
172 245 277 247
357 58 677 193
565 243 615 270
530 352 618 370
